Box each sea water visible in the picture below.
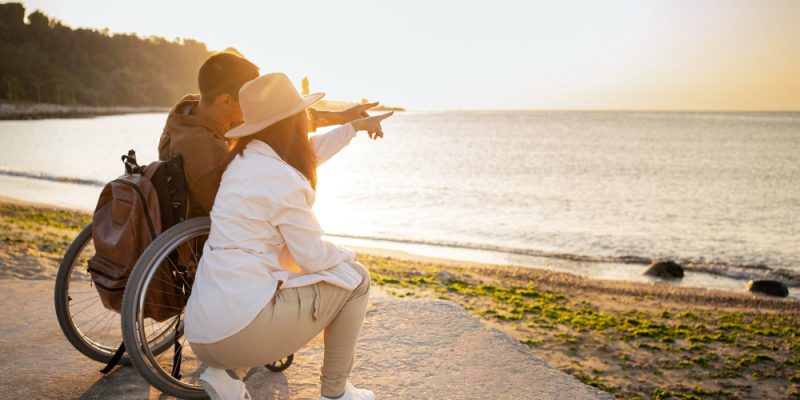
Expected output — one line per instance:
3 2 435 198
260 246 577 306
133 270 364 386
1 111 798 293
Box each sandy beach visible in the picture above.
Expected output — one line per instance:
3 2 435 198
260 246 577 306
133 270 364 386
0 197 798 399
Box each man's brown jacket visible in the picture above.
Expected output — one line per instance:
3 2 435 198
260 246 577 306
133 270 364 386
158 95 228 217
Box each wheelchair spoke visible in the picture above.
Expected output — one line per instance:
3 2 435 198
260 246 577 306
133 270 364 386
165 256 193 293
125 218 210 395
81 310 117 342
143 302 184 311
190 237 200 264
93 312 119 342
70 298 107 318
68 289 101 294
67 294 103 306
150 275 183 290
74 306 110 330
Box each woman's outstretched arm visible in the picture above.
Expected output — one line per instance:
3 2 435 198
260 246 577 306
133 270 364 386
310 123 357 166
309 112 395 165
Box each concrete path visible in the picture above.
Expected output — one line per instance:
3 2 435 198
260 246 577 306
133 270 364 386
0 279 612 399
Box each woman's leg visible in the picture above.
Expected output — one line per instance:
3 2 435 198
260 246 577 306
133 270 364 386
320 260 371 397
189 260 371 396
190 284 331 369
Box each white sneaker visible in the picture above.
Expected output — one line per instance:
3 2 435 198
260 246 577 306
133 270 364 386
320 381 375 400
198 366 251 400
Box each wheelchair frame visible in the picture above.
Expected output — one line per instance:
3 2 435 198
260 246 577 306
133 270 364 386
54 217 294 398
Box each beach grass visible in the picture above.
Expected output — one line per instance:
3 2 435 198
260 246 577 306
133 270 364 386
1 200 798 399
361 255 799 399
0 201 91 279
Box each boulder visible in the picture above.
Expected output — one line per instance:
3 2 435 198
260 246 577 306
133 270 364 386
642 260 684 279
746 280 789 297
436 270 458 284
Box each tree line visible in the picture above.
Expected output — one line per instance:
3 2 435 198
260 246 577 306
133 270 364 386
0 3 211 107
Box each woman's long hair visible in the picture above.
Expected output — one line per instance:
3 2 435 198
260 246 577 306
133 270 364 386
218 111 317 189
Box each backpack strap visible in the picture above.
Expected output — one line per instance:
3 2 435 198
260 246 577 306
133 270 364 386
166 156 188 223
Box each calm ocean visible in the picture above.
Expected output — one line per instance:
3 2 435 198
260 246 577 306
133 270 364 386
1 111 798 293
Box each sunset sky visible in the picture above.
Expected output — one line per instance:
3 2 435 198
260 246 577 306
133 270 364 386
17 0 800 111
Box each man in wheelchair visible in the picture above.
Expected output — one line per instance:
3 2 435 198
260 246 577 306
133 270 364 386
158 51 379 218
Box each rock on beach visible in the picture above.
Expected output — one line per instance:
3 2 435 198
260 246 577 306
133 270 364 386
642 260 685 279
746 279 789 297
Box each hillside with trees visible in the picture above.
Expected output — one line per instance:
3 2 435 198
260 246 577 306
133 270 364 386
0 2 210 107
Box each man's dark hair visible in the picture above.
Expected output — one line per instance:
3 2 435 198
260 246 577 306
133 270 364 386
198 52 260 102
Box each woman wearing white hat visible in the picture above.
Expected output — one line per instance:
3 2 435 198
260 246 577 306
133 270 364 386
184 72 393 400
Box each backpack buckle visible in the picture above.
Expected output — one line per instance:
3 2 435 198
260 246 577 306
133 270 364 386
122 149 142 174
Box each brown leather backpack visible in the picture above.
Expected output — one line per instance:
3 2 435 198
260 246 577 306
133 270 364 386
88 150 189 322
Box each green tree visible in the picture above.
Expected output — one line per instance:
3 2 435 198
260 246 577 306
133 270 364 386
0 3 211 106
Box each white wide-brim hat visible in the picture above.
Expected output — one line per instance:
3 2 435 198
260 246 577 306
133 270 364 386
224 72 325 139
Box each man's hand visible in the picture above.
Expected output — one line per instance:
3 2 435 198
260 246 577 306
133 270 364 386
309 102 381 128
340 102 380 123
351 111 394 140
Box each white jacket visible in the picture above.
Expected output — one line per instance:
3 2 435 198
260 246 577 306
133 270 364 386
185 123 362 343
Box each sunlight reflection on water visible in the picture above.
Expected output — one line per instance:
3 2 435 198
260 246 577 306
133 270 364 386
1 111 798 292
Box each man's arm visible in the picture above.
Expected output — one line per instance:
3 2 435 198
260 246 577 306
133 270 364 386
307 102 379 131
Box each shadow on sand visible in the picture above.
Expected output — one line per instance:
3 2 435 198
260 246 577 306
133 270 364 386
77 365 292 399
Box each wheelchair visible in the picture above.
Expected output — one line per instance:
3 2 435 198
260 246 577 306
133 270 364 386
55 217 294 398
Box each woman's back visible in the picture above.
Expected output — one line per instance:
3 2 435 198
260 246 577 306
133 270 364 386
185 139 361 344
208 138 306 255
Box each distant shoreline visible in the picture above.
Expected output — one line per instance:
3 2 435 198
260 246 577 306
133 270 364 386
0 100 405 120
0 102 169 120
312 99 406 112
5 102 794 120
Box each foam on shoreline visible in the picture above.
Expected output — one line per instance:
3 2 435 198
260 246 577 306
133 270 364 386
2 194 797 301
0 170 796 291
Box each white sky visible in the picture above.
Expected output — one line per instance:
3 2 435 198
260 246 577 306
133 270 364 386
16 0 800 110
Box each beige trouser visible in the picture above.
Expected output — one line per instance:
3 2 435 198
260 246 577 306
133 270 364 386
190 260 371 397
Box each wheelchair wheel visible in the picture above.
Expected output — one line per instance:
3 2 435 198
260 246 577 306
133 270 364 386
121 217 210 399
54 224 181 365
54 223 129 364
265 354 294 372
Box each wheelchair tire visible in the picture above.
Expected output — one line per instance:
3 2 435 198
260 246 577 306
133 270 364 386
265 354 294 372
121 217 210 399
54 223 131 365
